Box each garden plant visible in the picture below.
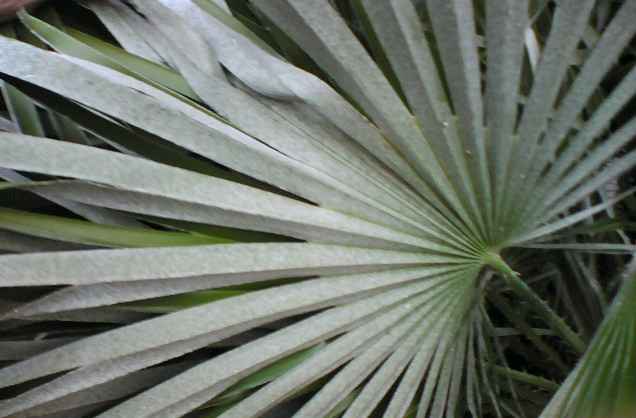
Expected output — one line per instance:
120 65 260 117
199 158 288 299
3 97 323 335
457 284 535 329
0 1 635 417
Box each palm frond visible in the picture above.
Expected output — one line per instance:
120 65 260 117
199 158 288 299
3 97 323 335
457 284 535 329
0 0 634 417
539 262 636 418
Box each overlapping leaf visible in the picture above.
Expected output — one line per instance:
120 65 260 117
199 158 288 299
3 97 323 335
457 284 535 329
0 1 634 417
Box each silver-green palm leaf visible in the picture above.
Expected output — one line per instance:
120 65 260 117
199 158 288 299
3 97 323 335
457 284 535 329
0 0 634 417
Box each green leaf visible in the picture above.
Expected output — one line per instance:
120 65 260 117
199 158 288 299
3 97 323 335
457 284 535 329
2 2 636 417
213 343 324 404
1 80 45 136
0 270 459 417
540 263 636 418
490 365 559 391
0 207 231 248
118 289 246 314
8 80 248 182
0 133 463 253
18 10 198 99
66 27 198 99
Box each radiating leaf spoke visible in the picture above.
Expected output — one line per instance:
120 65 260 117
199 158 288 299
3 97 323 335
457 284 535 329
1 1 634 416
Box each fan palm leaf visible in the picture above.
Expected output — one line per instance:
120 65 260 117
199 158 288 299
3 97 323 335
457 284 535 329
0 0 634 417
539 262 636 418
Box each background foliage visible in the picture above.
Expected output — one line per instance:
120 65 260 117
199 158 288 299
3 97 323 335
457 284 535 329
0 0 635 417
